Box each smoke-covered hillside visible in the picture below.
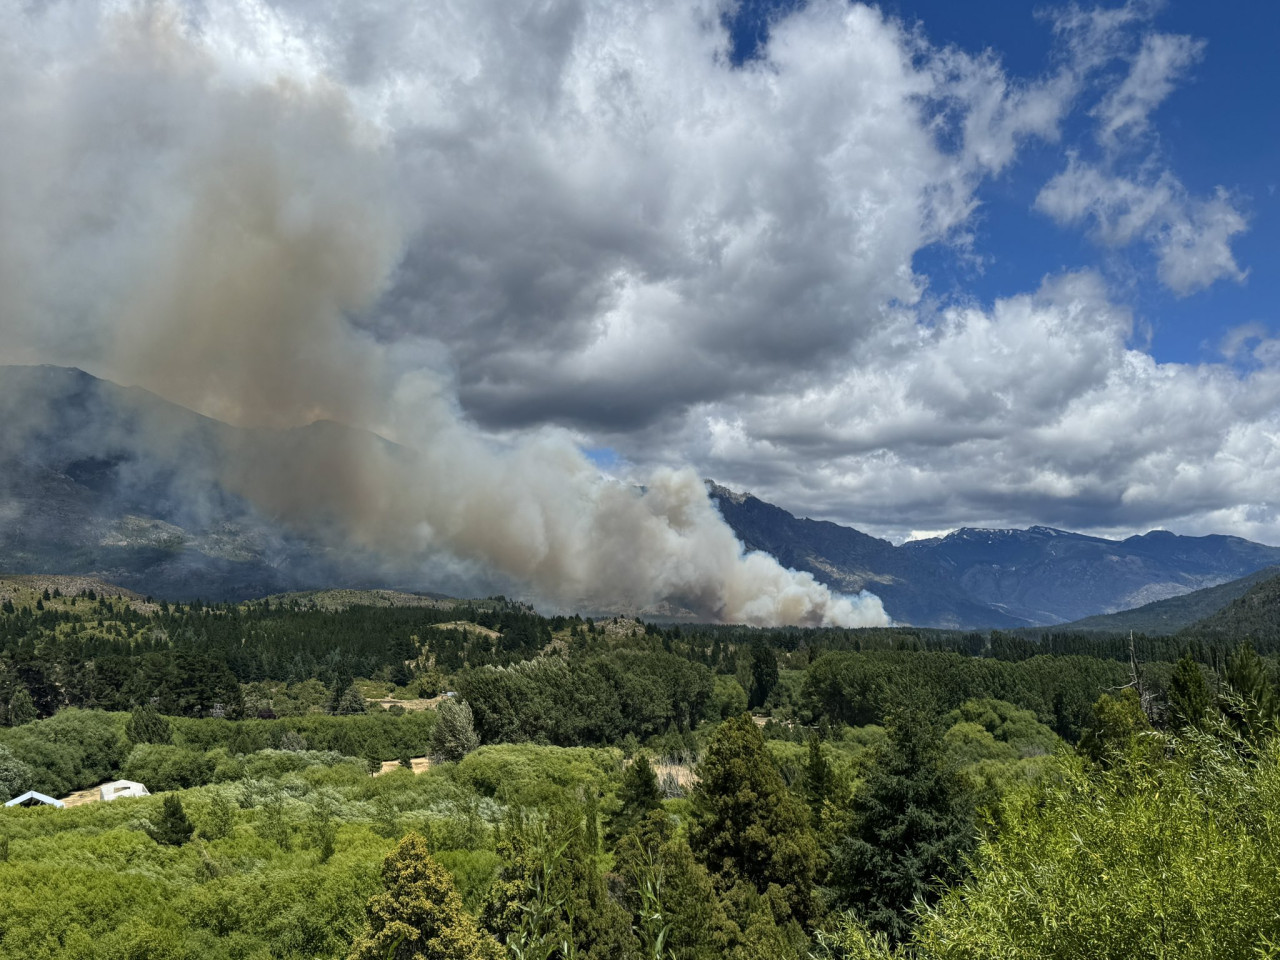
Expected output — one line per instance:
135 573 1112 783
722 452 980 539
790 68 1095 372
0 365 378 599
0 365 886 625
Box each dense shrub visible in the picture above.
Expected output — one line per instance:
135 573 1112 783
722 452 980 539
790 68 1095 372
454 744 620 806
802 651 1130 739
171 712 436 761
458 651 713 746
851 729 1280 958
0 709 128 796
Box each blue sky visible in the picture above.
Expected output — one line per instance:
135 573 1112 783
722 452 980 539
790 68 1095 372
730 0 1278 368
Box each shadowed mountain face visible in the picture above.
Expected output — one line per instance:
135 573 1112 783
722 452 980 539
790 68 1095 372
708 486 1280 628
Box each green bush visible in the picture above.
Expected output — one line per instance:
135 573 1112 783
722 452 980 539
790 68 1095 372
869 728 1280 958
122 744 216 792
454 744 620 806
0 709 127 796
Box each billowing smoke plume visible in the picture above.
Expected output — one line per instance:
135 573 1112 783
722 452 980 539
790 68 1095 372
0 1 887 626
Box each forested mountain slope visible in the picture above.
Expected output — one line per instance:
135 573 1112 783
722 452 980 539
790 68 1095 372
1063 566 1280 634
1179 572 1280 647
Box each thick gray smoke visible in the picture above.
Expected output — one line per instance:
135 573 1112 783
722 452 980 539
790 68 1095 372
0 1 886 627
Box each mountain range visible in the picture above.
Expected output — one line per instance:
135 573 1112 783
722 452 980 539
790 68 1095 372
707 484 1280 628
5 364 1280 627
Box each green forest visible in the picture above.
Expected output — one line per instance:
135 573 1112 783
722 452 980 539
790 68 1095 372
3 578 1280 958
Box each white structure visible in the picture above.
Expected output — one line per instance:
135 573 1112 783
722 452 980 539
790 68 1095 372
100 780 150 802
4 790 64 808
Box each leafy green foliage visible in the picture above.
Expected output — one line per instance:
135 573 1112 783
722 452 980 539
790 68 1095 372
0 708 127 796
6 589 1277 957
459 651 713 747
1078 688 1156 767
482 810 641 960
199 788 236 841
886 729 1280 958
613 811 744 960
7 685 36 726
1222 641 1280 740
802 651 1130 739
1167 653 1213 729
455 744 618 807
0 743 34 802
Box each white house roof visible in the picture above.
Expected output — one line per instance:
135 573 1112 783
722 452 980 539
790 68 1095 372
4 790 64 808
100 780 150 801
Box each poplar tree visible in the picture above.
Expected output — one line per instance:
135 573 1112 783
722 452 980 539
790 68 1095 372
430 699 480 762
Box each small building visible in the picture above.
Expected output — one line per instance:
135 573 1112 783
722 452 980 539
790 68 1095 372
4 790 65 809
100 780 150 802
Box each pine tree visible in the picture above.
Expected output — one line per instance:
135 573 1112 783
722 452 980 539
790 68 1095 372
349 833 502 960
607 754 663 843
1167 654 1213 730
800 733 841 837
7 686 36 727
332 683 369 716
829 706 974 943
1222 642 1280 740
689 713 820 922
150 795 195 846
126 703 173 745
